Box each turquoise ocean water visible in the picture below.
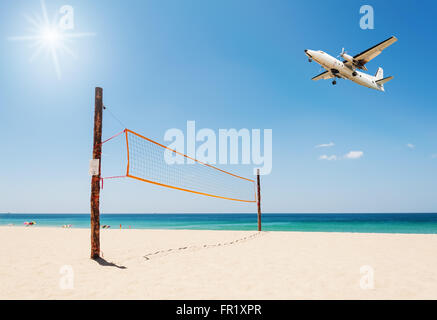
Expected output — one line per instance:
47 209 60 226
1 213 437 234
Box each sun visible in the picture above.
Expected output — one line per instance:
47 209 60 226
42 28 61 45
7 0 95 79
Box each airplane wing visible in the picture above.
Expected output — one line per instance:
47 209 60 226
312 70 334 81
352 36 398 69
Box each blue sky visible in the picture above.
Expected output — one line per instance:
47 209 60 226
0 0 436 213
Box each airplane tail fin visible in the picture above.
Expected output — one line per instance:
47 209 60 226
375 67 384 80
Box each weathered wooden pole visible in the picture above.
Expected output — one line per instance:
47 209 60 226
90 87 103 259
257 169 262 231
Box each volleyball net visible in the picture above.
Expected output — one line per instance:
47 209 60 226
102 128 257 203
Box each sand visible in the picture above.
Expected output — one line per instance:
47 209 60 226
1 226 437 299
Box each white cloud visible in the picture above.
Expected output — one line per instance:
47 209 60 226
407 143 415 149
319 154 337 161
344 151 364 159
315 142 335 148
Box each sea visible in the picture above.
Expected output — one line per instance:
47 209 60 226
1 213 437 234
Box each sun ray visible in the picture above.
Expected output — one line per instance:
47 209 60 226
40 0 50 26
50 8 59 27
63 32 97 39
29 42 45 62
50 46 61 80
23 14 41 30
28 39 43 49
59 42 77 59
33 12 44 28
8 35 43 41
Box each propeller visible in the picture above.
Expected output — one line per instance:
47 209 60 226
337 48 346 58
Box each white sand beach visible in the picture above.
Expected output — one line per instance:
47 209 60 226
1 226 437 299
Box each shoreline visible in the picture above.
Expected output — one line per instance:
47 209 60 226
1 225 437 236
2 212 437 214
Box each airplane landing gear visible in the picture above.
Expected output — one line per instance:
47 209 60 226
332 80 337 85
308 58 312 63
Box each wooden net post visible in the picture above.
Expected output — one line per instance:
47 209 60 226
90 87 103 259
257 169 262 231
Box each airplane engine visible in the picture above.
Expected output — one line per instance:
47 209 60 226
339 48 368 70
339 48 356 64
341 53 354 63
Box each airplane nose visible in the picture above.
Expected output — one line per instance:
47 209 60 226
304 49 308 53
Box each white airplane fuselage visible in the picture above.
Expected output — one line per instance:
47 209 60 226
305 49 384 91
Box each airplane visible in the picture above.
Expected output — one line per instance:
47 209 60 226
305 36 397 91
